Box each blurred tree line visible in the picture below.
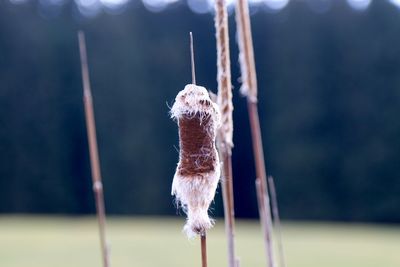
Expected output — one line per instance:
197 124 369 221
0 0 399 222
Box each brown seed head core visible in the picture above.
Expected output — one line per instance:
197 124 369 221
178 114 217 177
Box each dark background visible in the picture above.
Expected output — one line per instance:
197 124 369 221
1 0 399 222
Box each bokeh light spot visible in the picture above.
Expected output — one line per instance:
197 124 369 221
347 0 371 11
264 0 290 10
389 0 400 8
75 0 102 17
187 0 212 14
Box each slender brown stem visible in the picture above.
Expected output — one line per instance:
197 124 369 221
235 0 257 102
201 233 208 267
215 0 233 148
78 31 110 267
268 176 286 267
255 179 267 246
248 101 275 267
214 0 237 266
190 32 196 85
235 0 276 265
218 143 236 267
255 178 274 267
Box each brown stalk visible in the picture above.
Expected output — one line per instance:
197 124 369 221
255 178 274 267
235 0 276 266
201 233 208 267
249 102 275 267
190 32 196 85
214 1 238 267
78 31 110 267
190 32 208 267
268 176 286 267
218 143 236 267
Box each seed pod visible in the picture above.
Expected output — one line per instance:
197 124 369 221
171 84 221 238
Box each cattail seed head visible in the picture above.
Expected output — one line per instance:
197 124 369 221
171 84 221 238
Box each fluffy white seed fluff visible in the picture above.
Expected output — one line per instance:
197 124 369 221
171 84 221 238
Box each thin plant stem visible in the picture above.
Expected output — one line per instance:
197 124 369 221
218 144 236 267
235 0 257 102
190 32 196 85
201 233 208 267
214 0 238 266
235 0 276 265
255 179 276 266
78 30 110 267
248 101 275 267
268 176 286 267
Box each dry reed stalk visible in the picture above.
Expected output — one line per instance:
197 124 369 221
78 31 110 267
201 233 208 267
214 0 238 266
190 32 196 85
268 176 286 267
255 179 274 267
235 0 276 266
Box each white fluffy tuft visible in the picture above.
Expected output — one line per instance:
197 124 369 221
170 84 220 127
172 167 220 238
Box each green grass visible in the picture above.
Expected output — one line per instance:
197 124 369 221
0 216 399 267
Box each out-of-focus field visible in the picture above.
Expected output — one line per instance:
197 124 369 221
0 216 399 267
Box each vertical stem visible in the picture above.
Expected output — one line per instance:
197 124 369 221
235 0 276 265
255 179 274 267
218 144 236 267
248 101 275 267
214 0 237 266
255 179 267 245
235 0 257 102
268 176 286 267
78 31 110 267
190 32 196 85
201 233 208 267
